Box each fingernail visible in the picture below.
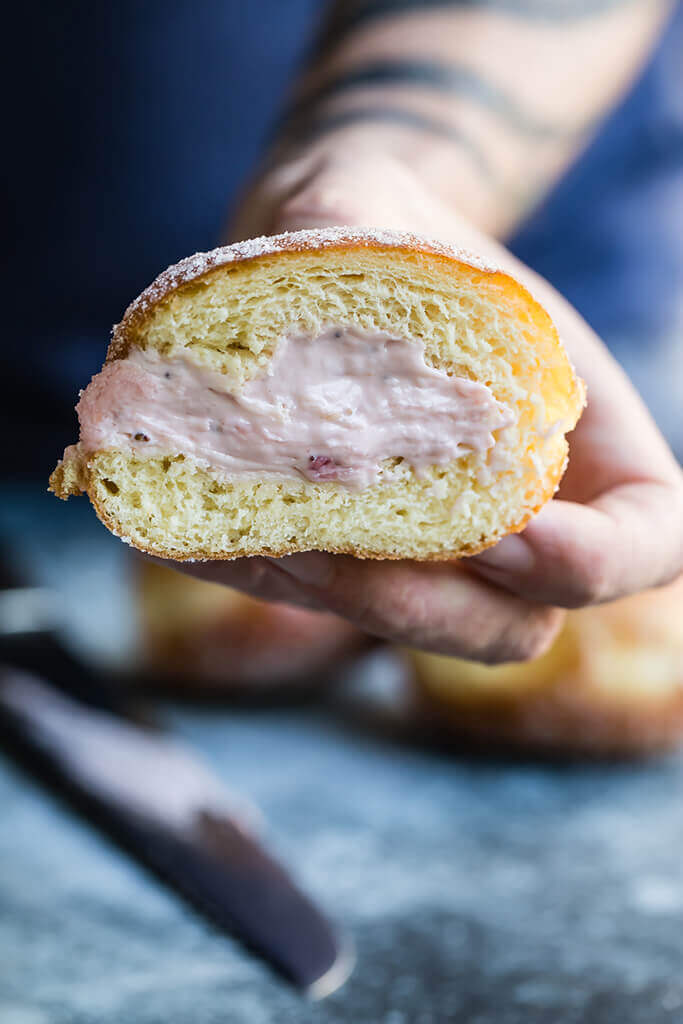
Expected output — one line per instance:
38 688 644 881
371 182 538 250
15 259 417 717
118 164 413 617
266 552 335 588
470 535 535 575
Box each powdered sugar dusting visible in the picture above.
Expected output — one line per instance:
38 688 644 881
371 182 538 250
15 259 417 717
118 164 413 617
112 227 502 345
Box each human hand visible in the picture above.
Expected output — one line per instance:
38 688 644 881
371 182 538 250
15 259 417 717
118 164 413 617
177 144 683 663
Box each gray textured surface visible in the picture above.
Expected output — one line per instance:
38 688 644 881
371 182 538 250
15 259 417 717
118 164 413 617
2 490 683 1023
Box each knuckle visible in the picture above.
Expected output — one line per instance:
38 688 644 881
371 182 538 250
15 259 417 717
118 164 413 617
370 579 428 640
335 566 441 646
566 547 612 607
479 608 564 665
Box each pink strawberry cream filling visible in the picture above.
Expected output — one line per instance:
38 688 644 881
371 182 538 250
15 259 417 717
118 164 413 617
74 326 514 491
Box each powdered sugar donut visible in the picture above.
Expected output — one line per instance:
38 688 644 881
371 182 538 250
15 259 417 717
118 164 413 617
50 228 584 561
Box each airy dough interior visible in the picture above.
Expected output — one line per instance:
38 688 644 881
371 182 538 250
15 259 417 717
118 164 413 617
51 241 583 560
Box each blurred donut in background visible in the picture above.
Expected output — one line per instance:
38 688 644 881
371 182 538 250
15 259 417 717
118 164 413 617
137 561 367 694
407 574 683 759
138 561 683 757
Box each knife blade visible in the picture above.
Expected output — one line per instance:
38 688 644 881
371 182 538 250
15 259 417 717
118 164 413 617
0 667 353 997
0 550 353 997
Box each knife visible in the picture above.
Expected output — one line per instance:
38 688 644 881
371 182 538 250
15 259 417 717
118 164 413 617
0 564 353 996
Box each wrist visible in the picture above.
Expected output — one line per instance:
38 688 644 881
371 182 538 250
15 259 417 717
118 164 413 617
289 123 493 218
230 125 498 244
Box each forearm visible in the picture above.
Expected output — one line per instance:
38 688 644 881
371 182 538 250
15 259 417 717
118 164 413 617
268 0 673 238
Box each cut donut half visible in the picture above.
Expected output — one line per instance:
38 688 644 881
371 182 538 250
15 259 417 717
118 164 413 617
50 228 585 561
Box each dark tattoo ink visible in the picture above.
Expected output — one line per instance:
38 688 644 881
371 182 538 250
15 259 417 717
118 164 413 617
285 60 590 140
279 104 494 177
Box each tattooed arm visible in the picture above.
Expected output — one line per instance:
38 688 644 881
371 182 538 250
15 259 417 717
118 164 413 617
190 0 683 664
254 0 673 239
